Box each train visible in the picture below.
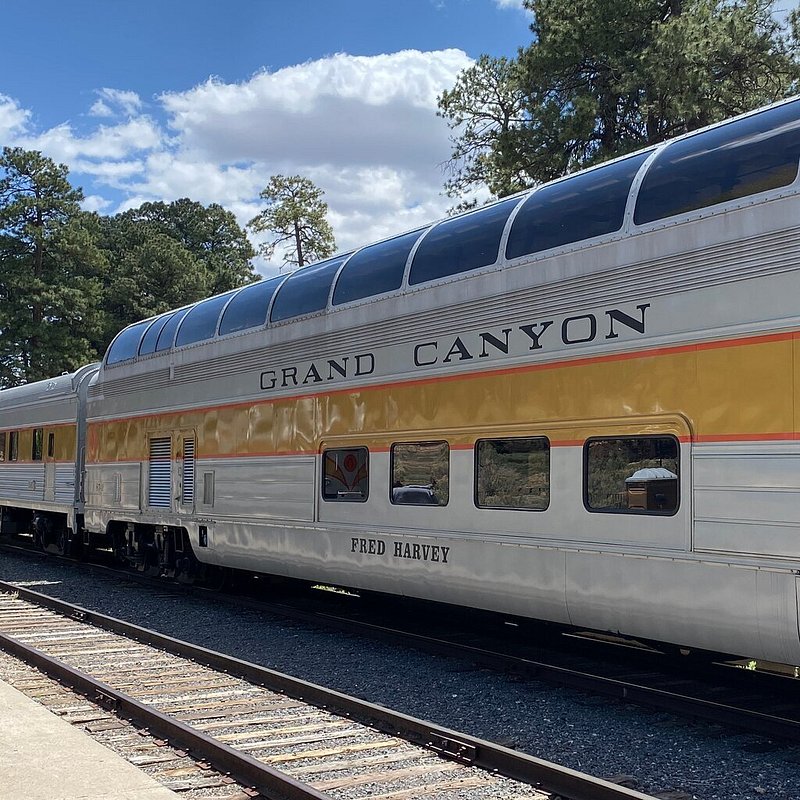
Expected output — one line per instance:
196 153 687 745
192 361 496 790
3 97 800 664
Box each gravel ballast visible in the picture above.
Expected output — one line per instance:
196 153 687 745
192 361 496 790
1 552 799 800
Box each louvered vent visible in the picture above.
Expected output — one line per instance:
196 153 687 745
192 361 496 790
182 437 195 506
148 437 172 509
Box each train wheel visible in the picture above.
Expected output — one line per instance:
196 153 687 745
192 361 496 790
50 527 68 557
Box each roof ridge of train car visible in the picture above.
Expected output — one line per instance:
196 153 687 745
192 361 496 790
102 94 800 371
0 364 100 405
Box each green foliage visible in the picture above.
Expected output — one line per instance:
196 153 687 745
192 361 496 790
95 199 258 352
247 175 336 270
0 148 104 387
0 150 258 385
116 199 257 295
439 0 800 200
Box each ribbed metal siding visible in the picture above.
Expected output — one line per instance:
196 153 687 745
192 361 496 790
54 464 76 504
148 437 172 509
182 438 195 506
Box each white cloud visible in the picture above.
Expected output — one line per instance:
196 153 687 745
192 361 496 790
81 194 114 213
3 49 474 276
160 49 470 169
24 117 162 161
0 94 31 141
90 88 143 118
493 0 532 13
147 49 471 256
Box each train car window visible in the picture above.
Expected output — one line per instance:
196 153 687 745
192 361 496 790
138 314 172 356
31 429 43 461
584 436 679 514
219 276 282 335
271 255 351 323
409 198 520 285
106 319 151 365
175 291 237 347
475 437 550 510
635 100 800 224
333 229 425 305
322 447 369 502
391 441 449 506
155 307 191 352
506 153 649 259
0 432 5 461
47 432 55 459
9 431 18 462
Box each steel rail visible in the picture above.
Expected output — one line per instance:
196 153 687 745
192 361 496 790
0 579 655 800
306 612 800 743
3 544 799 743
0 630 331 800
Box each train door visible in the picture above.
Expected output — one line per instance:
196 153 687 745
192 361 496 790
146 434 174 512
145 430 196 516
176 431 197 516
43 430 55 503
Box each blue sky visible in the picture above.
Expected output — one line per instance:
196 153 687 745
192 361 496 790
0 0 532 274
3 1 797 276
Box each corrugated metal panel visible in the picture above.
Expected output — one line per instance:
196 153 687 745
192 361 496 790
182 437 195 506
148 437 172 509
0 465 46 502
54 464 76 504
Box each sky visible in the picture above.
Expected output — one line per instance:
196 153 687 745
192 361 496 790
0 0 534 276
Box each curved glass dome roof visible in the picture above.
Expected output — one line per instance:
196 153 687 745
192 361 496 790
104 98 800 368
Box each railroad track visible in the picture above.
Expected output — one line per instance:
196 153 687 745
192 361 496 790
0 580 654 800
4 538 800 748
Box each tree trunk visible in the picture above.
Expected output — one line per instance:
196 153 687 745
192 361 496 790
294 220 304 268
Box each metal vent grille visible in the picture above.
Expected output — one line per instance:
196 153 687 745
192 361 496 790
148 437 172 509
182 437 195 506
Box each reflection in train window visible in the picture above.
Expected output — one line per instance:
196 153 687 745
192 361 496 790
391 441 449 506
475 437 550 510
506 154 649 259
635 99 800 224
0 432 5 461
9 431 18 462
333 229 424 305
155 307 191 352
271 255 350 322
585 436 679 514
139 314 173 356
219 277 283 335
409 198 519 285
32 428 43 461
175 291 237 347
106 319 151 364
322 447 369 502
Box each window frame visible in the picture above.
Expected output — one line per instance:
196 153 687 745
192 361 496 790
218 276 283 336
9 431 19 462
321 446 370 503
633 100 800 226
408 198 520 286
105 320 150 365
474 436 551 512
390 440 450 507
583 434 680 516
505 153 650 260
175 291 237 348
